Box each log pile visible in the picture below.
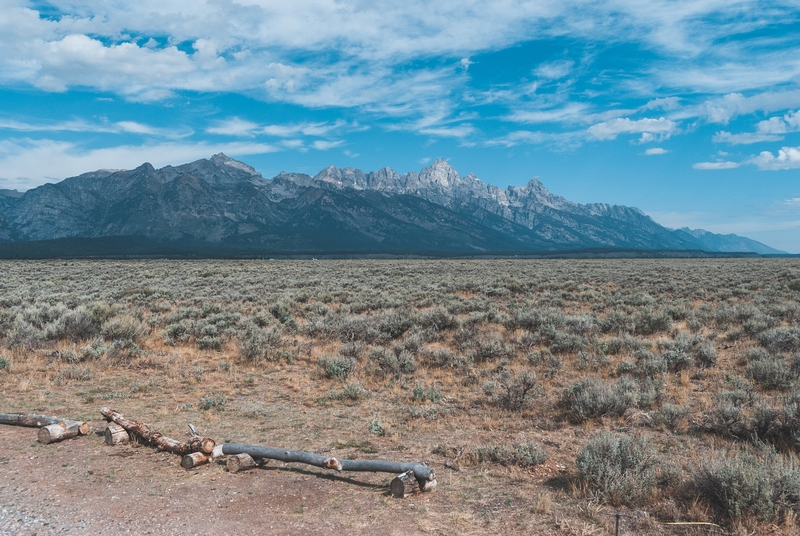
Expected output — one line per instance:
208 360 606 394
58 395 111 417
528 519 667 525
100 407 215 456
3 408 438 498
0 413 90 444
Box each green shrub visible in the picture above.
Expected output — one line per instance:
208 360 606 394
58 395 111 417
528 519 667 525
693 447 800 522
747 357 794 391
102 315 142 343
368 348 416 377
758 328 800 353
0 357 9 371
576 432 659 506
317 355 357 381
563 377 660 422
238 323 281 361
199 393 226 410
412 384 442 403
197 336 224 350
467 442 548 467
494 370 538 410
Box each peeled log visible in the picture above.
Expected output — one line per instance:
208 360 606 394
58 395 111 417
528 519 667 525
1 413 89 435
226 453 266 473
221 443 435 482
181 452 210 469
37 420 87 444
104 423 130 445
100 407 214 456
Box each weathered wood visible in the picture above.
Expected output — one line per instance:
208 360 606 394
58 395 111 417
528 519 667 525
420 479 438 492
181 452 210 469
101 407 215 456
226 453 267 473
391 471 419 498
221 443 435 482
104 423 130 445
38 421 82 444
1 413 89 434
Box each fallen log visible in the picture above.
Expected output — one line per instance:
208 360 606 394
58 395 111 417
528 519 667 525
1 413 90 435
100 407 215 456
180 452 210 469
104 423 130 445
221 443 435 482
391 471 420 498
38 420 85 444
226 453 266 473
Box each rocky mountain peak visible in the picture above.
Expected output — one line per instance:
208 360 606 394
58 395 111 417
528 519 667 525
210 153 260 176
419 158 461 189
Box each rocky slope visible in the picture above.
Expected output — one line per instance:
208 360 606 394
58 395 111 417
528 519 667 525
0 154 784 255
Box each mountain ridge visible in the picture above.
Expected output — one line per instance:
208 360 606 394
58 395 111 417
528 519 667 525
0 154 785 255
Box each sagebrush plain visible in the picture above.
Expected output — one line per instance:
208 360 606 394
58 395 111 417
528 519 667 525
2 259 800 535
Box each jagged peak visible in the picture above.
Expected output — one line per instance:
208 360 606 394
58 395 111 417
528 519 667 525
209 153 260 176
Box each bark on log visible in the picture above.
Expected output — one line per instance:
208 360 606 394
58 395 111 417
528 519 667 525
391 471 420 498
38 421 82 444
226 453 266 473
221 443 435 482
100 407 215 456
181 452 210 469
1 413 89 434
104 423 130 446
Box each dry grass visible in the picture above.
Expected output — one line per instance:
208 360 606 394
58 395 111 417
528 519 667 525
1 258 800 533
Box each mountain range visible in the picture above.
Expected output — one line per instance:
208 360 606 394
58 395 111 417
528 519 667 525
0 154 784 257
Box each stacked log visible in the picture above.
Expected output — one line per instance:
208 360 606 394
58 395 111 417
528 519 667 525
100 407 215 456
0 413 90 444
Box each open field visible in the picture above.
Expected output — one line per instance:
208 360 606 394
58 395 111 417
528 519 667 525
1 259 800 535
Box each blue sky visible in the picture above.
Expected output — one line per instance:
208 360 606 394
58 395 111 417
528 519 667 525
1 1 799 252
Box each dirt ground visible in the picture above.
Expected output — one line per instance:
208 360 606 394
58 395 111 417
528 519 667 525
0 414 603 536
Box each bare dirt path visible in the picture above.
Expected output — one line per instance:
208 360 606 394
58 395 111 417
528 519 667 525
0 422 431 536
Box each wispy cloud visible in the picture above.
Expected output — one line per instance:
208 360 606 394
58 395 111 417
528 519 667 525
692 161 741 170
0 118 191 138
644 147 669 155
588 117 678 142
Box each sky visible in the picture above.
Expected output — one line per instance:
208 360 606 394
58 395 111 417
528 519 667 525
1 1 799 252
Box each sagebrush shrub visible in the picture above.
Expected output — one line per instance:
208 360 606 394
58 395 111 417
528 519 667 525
576 432 659 506
317 355 357 381
693 447 800 522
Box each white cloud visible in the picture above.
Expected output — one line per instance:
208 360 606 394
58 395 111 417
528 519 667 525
0 117 190 138
588 117 678 141
644 147 668 155
207 117 260 137
504 103 591 124
750 146 800 170
460 58 473 71
534 60 574 80
419 125 475 138
311 140 344 150
0 138 279 190
692 161 740 170
713 109 800 144
713 131 783 145
689 91 800 124
772 198 800 214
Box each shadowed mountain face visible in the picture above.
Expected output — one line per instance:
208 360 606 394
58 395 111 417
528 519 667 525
0 154 784 255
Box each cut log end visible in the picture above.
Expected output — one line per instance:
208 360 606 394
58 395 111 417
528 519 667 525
38 421 81 444
226 453 266 473
181 452 210 470
391 471 418 498
104 423 130 446
212 444 225 459
323 457 343 471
